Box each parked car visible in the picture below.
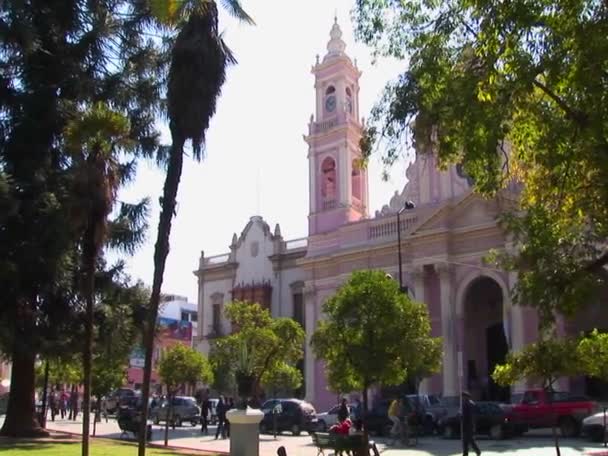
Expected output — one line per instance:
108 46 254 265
259 398 318 436
582 411 608 442
316 404 353 431
406 394 446 433
365 398 425 437
105 388 137 414
438 401 525 440
510 389 597 437
150 396 200 427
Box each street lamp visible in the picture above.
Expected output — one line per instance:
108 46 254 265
396 200 416 294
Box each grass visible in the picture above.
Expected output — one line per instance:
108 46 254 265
0 439 213 456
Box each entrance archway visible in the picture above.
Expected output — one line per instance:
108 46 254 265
463 276 510 402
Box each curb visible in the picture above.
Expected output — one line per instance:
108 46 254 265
49 428 230 455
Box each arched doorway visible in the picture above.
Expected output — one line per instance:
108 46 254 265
463 277 510 402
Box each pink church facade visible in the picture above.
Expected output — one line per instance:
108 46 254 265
194 21 607 411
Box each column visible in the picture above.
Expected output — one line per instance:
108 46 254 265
412 265 425 304
506 237 527 393
411 266 429 393
437 263 457 397
309 150 316 213
303 285 316 404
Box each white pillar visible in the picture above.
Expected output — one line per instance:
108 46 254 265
412 265 425 304
438 263 457 397
304 286 316 404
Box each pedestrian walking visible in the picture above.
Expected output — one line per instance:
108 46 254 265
69 389 79 421
225 397 235 438
461 391 481 456
200 389 210 434
215 396 227 439
337 397 349 422
48 389 57 422
387 397 402 446
59 390 67 419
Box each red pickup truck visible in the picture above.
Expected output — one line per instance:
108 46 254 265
510 389 597 437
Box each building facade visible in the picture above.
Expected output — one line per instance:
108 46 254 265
194 20 608 411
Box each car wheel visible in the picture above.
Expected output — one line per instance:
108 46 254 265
382 423 393 437
444 425 457 439
191 420 199 427
424 416 435 435
590 428 605 442
489 424 504 440
292 424 301 436
174 415 182 427
318 420 327 432
560 417 578 438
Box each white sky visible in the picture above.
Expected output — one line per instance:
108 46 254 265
115 0 411 302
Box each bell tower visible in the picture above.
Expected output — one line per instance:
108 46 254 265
304 18 369 235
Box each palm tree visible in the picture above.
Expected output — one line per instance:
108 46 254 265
138 1 253 453
65 103 136 456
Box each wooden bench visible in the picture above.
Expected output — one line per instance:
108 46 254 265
310 432 378 456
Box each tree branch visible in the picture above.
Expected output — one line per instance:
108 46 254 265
532 79 588 126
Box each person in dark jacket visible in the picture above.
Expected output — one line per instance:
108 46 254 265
215 396 227 439
337 398 349 422
461 391 481 456
200 389 210 434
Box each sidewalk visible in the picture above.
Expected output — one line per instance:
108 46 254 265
2 414 606 456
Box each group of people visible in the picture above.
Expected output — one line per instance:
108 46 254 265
46 388 80 421
196 389 235 439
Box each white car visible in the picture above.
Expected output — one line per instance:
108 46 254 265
582 411 608 442
316 404 352 431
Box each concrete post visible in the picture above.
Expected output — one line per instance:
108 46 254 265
226 408 265 456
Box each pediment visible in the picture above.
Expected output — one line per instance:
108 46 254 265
413 192 502 234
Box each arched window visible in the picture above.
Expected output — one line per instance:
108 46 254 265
352 159 362 202
345 87 353 114
326 86 336 95
321 157 337 201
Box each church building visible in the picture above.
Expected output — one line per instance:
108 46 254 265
194 20 607 411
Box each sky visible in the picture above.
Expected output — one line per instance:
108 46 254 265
115 0 411 303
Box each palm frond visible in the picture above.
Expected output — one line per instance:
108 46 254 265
106 198 150 255
219 0 255 25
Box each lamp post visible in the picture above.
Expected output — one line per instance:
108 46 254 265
396 201 416 294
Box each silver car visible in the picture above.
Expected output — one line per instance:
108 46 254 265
150 396 200 427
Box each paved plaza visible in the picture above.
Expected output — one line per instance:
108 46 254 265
6 415 601 456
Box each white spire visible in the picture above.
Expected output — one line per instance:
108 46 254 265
325 16 346 59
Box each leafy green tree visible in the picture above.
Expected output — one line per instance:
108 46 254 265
209 301 305 403
311 270 440 435
0 0 163 438
65 102 137 455
138 2 253 452
493 335 581 455
353 0 608 327
577 329 608 382
260 363 303 399
157 344 213 445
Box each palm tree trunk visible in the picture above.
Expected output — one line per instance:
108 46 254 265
0 300 47 437
82 230 97 456
138 136 186 456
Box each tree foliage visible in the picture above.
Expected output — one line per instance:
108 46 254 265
158 344 213 393
0 0 163 438
311 270 441 415
260 363 303 398
209 301 305 397
353 0 608 326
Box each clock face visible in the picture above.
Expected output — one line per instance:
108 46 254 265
325 95 336 113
